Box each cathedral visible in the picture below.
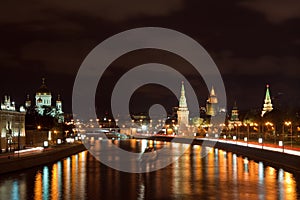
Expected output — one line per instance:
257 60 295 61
26 78 64 123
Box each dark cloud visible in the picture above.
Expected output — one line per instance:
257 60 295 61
49 0 184 21
0 0 184 23
239 0 300 23
20 40 95 75
0 0 300 112
216 54 300 77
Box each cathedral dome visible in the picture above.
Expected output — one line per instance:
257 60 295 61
36 78 51 95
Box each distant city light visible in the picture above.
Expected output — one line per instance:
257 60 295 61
43 141 49 147
57 139 62 144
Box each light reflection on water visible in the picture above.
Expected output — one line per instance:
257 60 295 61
0 140 299 200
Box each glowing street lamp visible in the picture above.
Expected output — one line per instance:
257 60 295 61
108 119 112 131
284 121 292 147
265 121 276 143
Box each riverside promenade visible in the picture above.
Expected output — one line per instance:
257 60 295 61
0 143 86 174
133 135 300 174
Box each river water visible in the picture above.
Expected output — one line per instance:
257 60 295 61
0 139 299 200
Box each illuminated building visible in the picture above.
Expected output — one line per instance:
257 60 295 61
261 84 273 117
177 82 189 128
206 86 218 116
27 78 64 123
0 96 26 152
35 78 52 111
230 102 239 121
228 102 242 129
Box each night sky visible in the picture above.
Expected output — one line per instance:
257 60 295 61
0 0 299 115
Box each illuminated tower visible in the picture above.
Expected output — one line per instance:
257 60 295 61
25 94 31 108
230 102 239 121
35 78 52 106
56 94 64 123
206 86 218 116
56 94 62 113
261 84 273 117
177 82 189 127
35 78 52 115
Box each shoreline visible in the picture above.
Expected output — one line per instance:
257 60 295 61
1 136 300 175
0 143 86 175
133 135 300 174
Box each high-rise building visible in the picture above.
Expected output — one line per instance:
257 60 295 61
261 84 273 117
177 82 189 128
206 86 218 116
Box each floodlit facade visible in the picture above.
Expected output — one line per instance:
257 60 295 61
0 96 26 152
26 78 64 123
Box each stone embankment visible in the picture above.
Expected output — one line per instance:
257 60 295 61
134 135 300 174
0 143 86 174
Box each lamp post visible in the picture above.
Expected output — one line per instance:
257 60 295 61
139 119 143 132
18 127 20 158
108 119 111 131
265 122 274 144
246 123 250 146
234 123 238 140
284 121 292 147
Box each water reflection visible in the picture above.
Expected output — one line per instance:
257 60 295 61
0 140 299 199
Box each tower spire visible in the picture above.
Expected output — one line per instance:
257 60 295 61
210 86 216 96
177 81 189 130
179 81 187 108
261 84 273 117
206 86 218 116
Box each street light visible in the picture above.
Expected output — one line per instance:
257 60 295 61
284 121 292 147
108 119 112 131
265 122 274 143
18 127 20 158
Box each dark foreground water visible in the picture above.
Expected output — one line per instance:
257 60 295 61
0 139 299 200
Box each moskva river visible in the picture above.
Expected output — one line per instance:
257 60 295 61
0 139 299 199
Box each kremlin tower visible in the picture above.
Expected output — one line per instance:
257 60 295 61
206 86 218 116
261 84 273 117
177 82 189 128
